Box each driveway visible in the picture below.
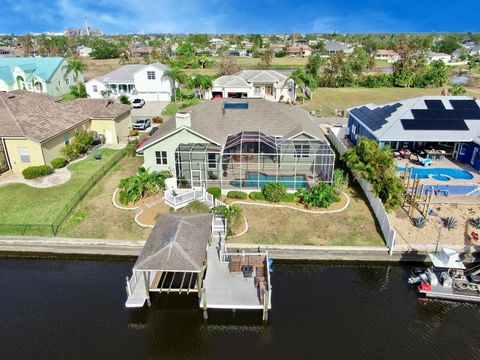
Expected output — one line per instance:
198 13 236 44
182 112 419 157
131 101 169 121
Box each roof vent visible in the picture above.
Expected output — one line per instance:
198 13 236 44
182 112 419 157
175 112 191 128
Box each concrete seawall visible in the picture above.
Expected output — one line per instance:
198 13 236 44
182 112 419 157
1 236 479 263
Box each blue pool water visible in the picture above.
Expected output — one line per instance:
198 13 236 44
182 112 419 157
396 167 473 182
231 172 308 188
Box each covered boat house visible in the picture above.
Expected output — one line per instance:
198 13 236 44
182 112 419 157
125 212 272 320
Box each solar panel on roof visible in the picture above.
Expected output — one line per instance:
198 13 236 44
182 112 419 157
450 100 479 110
223 102 249 109
425 100 445 110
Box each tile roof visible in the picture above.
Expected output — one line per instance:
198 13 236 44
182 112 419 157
140 98 325 150
0 57 65 85
0 91 130 142
213 70 289 88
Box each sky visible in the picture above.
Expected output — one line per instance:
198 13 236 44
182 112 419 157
1 0 479 35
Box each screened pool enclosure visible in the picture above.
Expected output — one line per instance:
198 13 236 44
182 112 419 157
174 131 335 190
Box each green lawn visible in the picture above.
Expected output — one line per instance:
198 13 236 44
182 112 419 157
301 87 480 116
162 98 200 116
0 149 119 226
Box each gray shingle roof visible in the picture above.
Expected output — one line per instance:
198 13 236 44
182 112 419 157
90 62 171 84
140 99 325 150
213 70 289 88
134 213 212 272
0 91 130 142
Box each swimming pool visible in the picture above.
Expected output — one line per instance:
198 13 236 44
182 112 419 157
396 167 474 182
231 172 309 188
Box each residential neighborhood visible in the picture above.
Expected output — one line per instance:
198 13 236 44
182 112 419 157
1 0 480 358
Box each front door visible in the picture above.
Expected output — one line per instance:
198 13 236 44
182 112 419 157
265 85 273 96
191 169 202 188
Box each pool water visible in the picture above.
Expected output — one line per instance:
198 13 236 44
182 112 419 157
231 172 308 188
396 167 473 181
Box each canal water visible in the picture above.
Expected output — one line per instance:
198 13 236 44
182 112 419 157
1 258 479 360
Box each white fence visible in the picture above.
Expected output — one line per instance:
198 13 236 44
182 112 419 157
326 126 396 254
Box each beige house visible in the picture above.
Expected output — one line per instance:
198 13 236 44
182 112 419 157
0 91 131 174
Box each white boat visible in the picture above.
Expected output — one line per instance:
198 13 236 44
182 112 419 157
408 248 480 303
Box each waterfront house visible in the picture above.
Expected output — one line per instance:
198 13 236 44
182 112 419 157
211 70 295 102
0 57 78 96
85 63 174 102
426 51 452 64
347 96 480 172
138 98 335 191
0 91 131 174
77 45 93 57
287 46 312 57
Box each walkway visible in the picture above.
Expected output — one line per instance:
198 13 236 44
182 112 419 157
0 167 71 188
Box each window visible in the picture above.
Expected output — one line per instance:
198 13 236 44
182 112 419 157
254 87 261 96
92 85 98 92
58 81 61 86
155 151 167 165
147 71 156 80
208 153 217 168
65 78 70 85
64 133 70 145
294 144 310 158
18 147 30 163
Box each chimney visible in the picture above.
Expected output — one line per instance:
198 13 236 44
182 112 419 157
175 111 191 128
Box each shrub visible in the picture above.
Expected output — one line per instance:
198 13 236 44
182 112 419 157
118 168 171 205
443 217 458 230
412 217 427 229
59 130 94 161
227 191 248 199
51 157 67 169
332 168 349 195
126 139 139 157
281 193 297 202
296 183 340 208
22 165 53 180
152 116 163 124
129 129 139 137
262 182 287 203
249 191 265 201
207 187 221 199
470 217 480 229
118 95 131 105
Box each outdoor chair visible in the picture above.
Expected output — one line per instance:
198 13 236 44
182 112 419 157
208 171 218 180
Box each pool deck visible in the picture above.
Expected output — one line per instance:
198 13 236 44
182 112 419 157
396 157 480 187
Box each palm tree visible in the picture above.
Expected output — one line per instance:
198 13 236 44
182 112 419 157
163 67 188 102
65 59 88 90
190 74 213 100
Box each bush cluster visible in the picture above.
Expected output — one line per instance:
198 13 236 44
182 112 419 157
207 187 221 199
129 130 139 137
226 191 248 199
296 183 340 208
262 182 287 203
152 116 163 124
22 165 53 180
249 191 265 201
118 168 171 205
51 157 67 169
60 130 94 161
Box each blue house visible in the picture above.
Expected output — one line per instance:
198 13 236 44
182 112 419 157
347 96 480 171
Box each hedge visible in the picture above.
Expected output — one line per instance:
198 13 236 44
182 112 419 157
22 165 54 180
207 187 221 199
51 157 67 169
249 191 265 201
226 191 248 199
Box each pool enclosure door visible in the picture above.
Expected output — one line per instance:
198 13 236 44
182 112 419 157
191 169 203 188
472 148 479 166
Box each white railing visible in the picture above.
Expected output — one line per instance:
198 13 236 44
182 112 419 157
326 126 396 255
165 187 228 210
126 271 141 296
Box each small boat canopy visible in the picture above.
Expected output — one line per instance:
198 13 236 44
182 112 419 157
429 248 466 269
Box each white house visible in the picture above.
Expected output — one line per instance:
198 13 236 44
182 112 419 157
77 45 93 57
86 63 174 102
375 49 399 63
210 70 295 102
426 51 452 64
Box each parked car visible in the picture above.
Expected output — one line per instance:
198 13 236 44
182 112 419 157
136 136 151 154
132 118 151 130
132 98 145 108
